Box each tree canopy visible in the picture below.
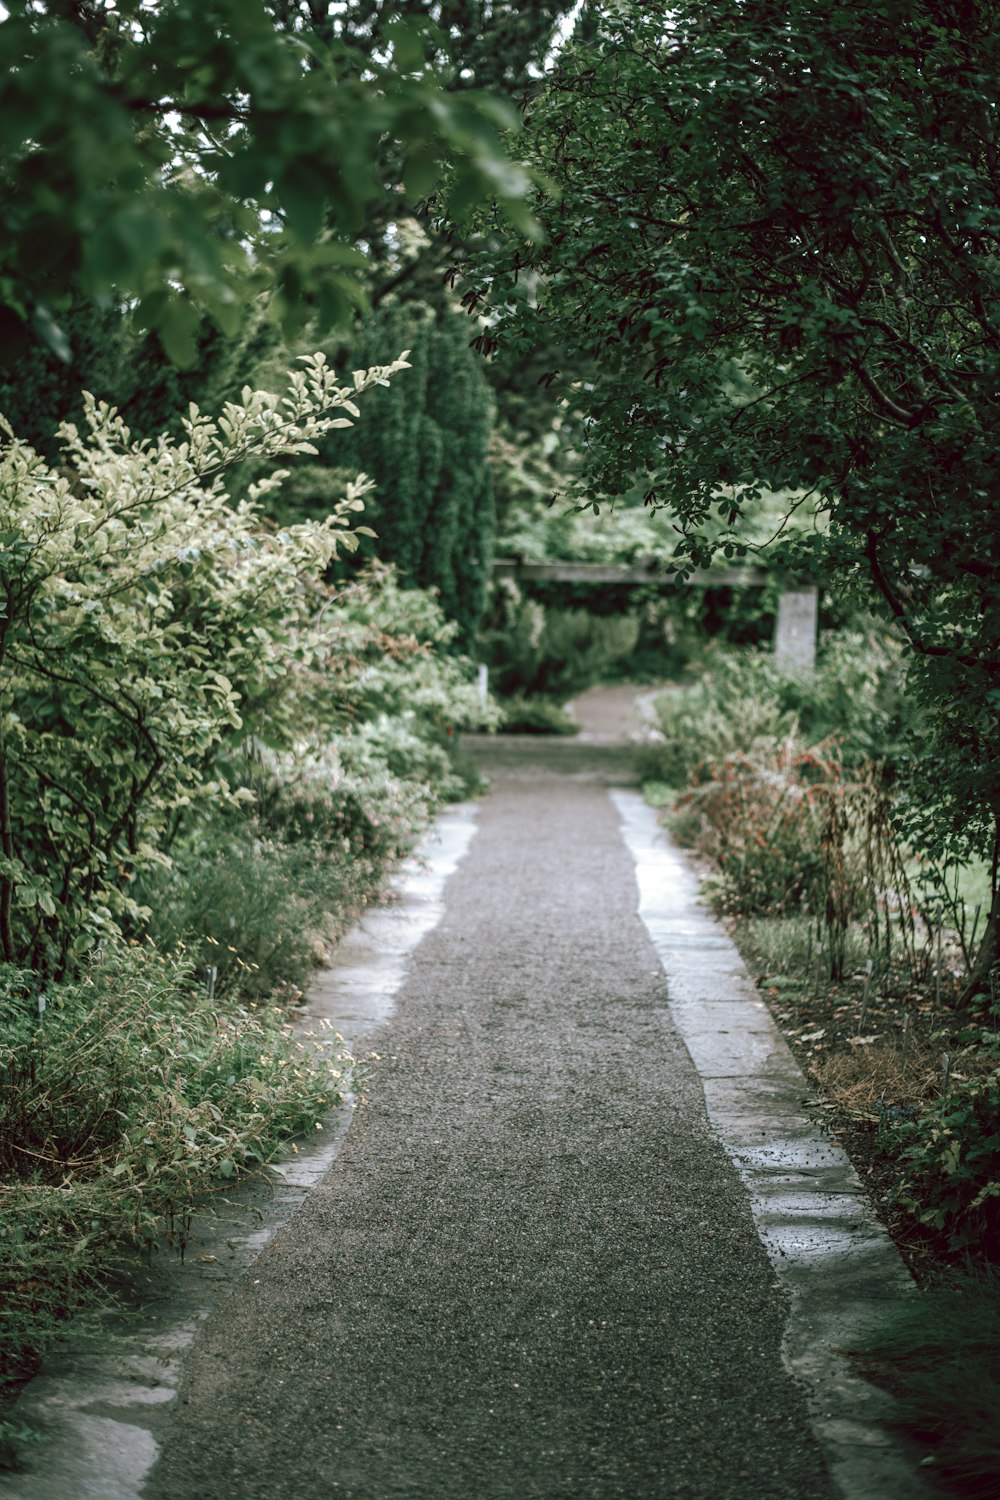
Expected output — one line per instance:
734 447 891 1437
466 0 1000 980
0 0 560 367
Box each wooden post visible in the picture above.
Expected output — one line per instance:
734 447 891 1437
773 586 818 672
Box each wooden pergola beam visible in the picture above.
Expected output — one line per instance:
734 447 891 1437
492 558 768 588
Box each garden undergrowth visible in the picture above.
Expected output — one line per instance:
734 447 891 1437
641 631 1000 1496
0 943 350 1454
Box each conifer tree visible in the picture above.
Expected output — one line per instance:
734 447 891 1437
332 305 496 649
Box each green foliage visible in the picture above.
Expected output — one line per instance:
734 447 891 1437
0 353 407 976
0 333 502 1429
638 657 797 790
318 305 497 648
134 561 495 999
476 0 1000 651
497 695 580 735
0 301 127 459
671 741 918 980
0 1414 42 1470
258 735 437 864
327 562 502 736
134 823 379 1004
0 944 346 1372
469 0 1000 974
638 629 911 788
482 586 640 700
0 298 286 470
497 486 663 567
737 914 867 988
0 0 538 365
670 738 845 917
886 1064 1000 1260
781 629 915 771
651 638 924 978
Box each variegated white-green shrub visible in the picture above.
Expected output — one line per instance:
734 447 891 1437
0 352 409 976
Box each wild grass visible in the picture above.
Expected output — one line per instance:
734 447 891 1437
811 1041 941 1117
0 945 348 1384
136 826 382 1003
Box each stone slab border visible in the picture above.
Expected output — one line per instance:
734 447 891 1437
612 789 934 1500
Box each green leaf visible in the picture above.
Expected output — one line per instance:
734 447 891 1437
157 298 201 369
385 17 425 72
32 303 71 363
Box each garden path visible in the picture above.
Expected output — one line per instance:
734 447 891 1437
137 690 926 1500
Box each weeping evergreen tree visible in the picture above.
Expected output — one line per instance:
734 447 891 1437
331 304 496 650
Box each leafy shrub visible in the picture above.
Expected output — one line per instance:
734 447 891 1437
254 727 454 857
135 562 496 1001
887 1068 1000 1258
483 589 640 701
0 945 346 1371
783 625 913 770
637 651 797 787
637 625 912 788
338 720 479 808
0 353 408 977
497 695 581 735
140 706 483 1002
329 563 502 738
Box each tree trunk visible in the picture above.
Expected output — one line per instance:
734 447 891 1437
0 706 16 965
961 814 1000 1006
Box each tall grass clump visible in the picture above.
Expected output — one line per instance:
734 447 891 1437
637 623 913 789
0 945 347 1377
670 741 917 981
641 626 927 982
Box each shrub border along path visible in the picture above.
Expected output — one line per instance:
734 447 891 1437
139 738 839 1500
0 807 480 1500
4 695 936 1499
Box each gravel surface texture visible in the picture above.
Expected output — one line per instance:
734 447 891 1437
144 741 834 1500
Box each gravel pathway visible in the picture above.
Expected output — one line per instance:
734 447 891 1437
143 738 835 1500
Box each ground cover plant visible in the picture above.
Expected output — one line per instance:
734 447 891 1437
851 1266 1000 1499
0 945 346 1349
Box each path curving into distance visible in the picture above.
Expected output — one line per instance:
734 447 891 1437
17 688 927 1500
139 693 928 1500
